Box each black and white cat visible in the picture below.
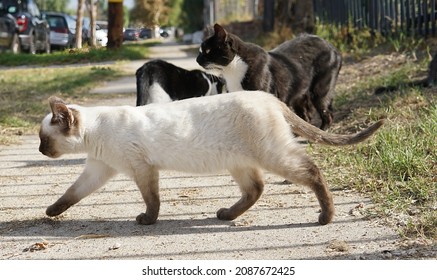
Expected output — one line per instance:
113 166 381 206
136 59 225 106
197 24 342 130
39 92 383 226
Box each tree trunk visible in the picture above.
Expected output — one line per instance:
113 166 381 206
88 0 97 47
108 0 124 49
292 0 314 34
75 0 85 48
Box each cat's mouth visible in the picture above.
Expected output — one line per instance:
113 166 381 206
203 64 223 71
39 148 61 158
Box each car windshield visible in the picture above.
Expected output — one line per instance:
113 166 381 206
66 15 76 30
47 16 66 29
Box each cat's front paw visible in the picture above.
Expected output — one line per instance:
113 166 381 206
216 208 238 220
46 202 71 217
318 209 334 225
136 213 158 225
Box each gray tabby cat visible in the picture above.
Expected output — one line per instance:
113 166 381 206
197 24 342 130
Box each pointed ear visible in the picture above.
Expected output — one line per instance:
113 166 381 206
49 96 74 129
214 23 227 42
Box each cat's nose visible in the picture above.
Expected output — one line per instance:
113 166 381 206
196 55 204 66
39 144 47 155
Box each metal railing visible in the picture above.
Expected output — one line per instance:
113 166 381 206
313 0 437 37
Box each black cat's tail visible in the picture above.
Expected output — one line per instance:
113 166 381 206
135 64 151 106
279 102 384 146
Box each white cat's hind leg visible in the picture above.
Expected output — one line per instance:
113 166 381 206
46 158 117 217
134 165 160 225
265 152 335 225
217 167 264 220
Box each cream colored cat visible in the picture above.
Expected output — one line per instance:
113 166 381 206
39 91 383 225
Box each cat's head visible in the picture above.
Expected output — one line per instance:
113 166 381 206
39 96 81 158
196 24 237 70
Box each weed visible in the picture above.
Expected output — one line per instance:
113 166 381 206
312 52 436 240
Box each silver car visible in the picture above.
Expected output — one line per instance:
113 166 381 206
43 12 76 49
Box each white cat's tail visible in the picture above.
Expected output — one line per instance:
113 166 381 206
279 101 384 146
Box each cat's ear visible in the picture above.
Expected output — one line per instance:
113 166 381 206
49 96 74 129
214 23 227 43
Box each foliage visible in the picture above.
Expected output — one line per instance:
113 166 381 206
179 0 204 32
35 0 69 12
129 0 170 27
167 0 183 27
127 0 203 32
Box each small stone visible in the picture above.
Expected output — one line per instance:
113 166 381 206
109 243 121 250
327 240 350 252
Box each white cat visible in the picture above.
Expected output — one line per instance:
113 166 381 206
39 91 384 225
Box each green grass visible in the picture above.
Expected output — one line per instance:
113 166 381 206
0 40 157 66
0 66 126 140
0 40 159 141
310 55 436 240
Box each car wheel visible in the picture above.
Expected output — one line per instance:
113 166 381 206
28 33 36 54
10 33 20 54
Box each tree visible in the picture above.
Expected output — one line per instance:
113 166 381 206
130 0 169 27
35 0 68 12
75 0 85 48
86 0 98 47
276 0 314 34
107 0 124 49
179 0 203 32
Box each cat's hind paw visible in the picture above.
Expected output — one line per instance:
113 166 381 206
216 208 238 220
136 213 158 225
46 202 71 217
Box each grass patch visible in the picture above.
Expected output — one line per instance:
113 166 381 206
0 65 126 143
311 54 436 240
0 40 157 66
0 40 159 142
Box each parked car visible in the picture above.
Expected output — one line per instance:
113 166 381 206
123 28 139 41
139 28 151 39
95 25 107 46
159 26 173 38
0 2 20 53
0 0 50 54
42 12 75 49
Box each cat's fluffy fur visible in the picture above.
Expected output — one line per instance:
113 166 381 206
197 24 342 130
39 92 383 225
136 59 225 106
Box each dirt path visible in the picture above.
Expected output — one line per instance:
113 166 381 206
0 41 433 260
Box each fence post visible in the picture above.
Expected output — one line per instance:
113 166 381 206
263 0 275 32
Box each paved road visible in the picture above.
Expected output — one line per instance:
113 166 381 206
91 40 201 95
1 41 434 261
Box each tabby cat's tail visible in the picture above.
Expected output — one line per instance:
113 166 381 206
279 102 384 146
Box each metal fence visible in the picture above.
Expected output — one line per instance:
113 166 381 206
313 0 437 37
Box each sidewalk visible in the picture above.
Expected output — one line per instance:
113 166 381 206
90 41 201 95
